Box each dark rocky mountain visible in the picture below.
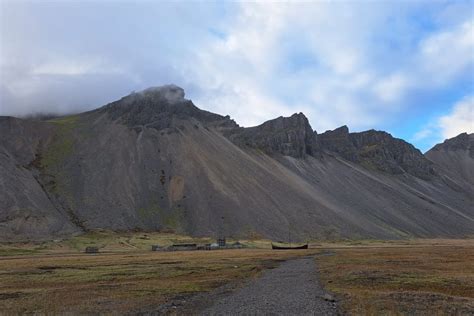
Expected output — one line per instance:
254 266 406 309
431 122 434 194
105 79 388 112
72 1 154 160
227 113 316 158
318 126 435 179
426 132 474 187
101 85 236 131
1 85 473 241
427 132 474 156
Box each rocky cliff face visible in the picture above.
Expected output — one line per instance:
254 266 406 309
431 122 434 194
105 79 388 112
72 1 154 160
1 85 473 241
317 125 356 159
100 84 237 132
318 126 435 179
227 113 317 158
427 133 474 157
426 133 474 187
227 117 435 179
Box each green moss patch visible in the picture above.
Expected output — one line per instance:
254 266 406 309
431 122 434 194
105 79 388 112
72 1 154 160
42 115 80 170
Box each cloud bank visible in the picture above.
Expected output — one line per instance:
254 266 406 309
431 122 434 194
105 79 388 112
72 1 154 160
1 1 473 151
439 96 474 139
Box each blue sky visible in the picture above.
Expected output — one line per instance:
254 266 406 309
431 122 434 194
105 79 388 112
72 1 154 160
0 0 473 152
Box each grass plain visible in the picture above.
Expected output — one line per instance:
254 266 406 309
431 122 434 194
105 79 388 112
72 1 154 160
0 232 472 314
317 239 474 315
0 231 315 313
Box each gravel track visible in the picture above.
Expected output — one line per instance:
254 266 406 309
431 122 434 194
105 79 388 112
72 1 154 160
199 256 338 315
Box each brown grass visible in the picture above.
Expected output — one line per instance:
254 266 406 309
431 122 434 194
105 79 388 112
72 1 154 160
317 239 474 315
0 248 316 314
2 234 473 314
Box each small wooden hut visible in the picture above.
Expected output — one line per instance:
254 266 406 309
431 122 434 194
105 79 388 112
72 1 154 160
85 246 99 254
169 243 197 251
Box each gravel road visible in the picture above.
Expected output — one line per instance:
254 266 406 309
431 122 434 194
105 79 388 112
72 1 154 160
200 256 338 315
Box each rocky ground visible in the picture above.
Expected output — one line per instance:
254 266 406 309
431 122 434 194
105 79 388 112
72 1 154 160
160 256 340 315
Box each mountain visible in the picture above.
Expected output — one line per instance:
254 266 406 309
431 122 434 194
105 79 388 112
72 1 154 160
318 126 436 179
426 133 474 187
1 85 473 241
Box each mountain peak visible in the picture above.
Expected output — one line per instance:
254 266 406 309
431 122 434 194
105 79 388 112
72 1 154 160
2 85 474 242
100 85 228 130
428 132 474 153
330 125 349 134
227 113 316 158
425 133 474 185
137 84 186 104
259 112 312 132
319 126 434 178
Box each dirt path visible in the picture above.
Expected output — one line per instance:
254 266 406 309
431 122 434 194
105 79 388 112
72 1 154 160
161 256 339 315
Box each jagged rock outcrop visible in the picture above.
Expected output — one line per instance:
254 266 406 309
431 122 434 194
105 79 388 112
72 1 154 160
100 84 237 132
1 85 473 241
317 125 356 160
427 133 474 157
426 133 474 186
227 113 316 158
318 126 435 179
228 118 435 179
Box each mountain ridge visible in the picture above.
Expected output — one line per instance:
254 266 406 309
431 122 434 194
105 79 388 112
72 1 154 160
1 85 473 241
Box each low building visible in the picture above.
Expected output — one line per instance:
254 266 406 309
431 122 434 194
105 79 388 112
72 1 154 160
169 243 197 251
85 246 99 254
217 238 226 247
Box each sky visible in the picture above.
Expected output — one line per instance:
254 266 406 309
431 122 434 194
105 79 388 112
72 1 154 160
0 0 473 152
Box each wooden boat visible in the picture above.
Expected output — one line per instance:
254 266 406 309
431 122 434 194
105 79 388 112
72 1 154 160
271 243 308 250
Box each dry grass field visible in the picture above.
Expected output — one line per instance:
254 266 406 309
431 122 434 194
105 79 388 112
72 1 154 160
0 231 315 314
318 239 474 315
0 248 318 313
1 233 473 314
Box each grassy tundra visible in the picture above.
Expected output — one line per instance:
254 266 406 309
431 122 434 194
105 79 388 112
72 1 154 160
0 231 314 313
318 239 474 315
0 232 472 314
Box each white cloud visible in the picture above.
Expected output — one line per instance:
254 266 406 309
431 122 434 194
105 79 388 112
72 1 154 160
0 1 472 143
186 2 395 131
438 95 474 139
372 19 474 104
412 127 434 142
419 21 474 83
188 2 473 134
373 73 410 103
31 59 123 76
411 95 473 149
